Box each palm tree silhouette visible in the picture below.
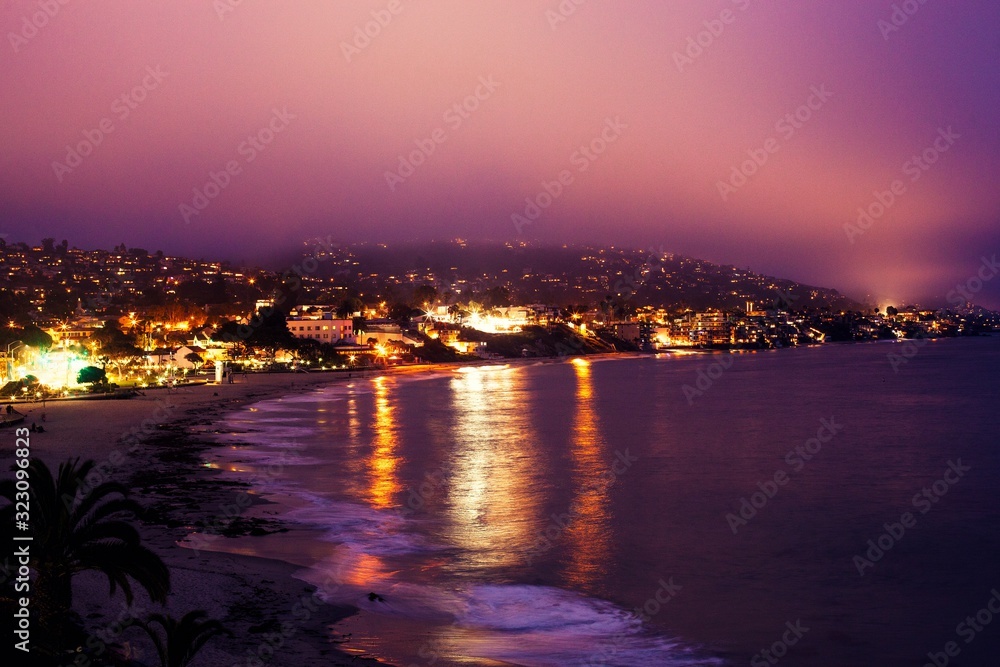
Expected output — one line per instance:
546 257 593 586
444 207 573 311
133 610 230 667
0 458 170 645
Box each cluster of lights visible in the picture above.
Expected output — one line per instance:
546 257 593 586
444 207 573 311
459 310 530 334
1 347 91 389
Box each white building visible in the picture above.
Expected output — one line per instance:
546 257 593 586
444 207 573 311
355 321 423 348
286 310 356 344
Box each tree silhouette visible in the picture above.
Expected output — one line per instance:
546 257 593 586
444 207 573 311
0 458 170 649
77 365 107 386
133 610 230 667
336 296 364 319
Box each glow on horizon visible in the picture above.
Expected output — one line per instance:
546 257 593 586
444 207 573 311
1 0 998 307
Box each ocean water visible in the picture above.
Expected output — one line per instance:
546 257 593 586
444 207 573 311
198 337 1000 666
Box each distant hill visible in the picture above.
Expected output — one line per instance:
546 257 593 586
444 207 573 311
307 241 867 312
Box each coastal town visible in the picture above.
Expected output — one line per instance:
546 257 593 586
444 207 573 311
4 3 999 664
1 238 997 397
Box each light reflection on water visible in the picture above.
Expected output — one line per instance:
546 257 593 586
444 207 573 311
367 376 401 508
444 366 546 572
563 359 613 590
200 341 1000 665
346 393 361 443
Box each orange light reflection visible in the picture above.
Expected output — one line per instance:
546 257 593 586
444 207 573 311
445 367 543 570
367 377 401 508
563 360 612 588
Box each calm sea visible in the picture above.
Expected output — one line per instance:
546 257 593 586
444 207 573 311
202 337 1000 666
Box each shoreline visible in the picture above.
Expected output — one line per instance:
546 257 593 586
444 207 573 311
10 354 640 664
6 371 390 665
10 338 994 663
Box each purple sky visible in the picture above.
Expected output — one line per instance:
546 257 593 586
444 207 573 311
2 0 998 307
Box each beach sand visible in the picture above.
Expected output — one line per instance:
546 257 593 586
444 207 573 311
5 354 643 665
2 371 389 666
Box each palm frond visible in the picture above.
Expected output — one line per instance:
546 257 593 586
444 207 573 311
135 610 230 667
71 479 133 523
73 497 143 542
69 518 142 552
1 457 171 657
74 542 171 604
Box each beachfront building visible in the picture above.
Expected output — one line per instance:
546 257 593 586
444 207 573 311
676 311 734 347
46 319 104 348
174 345 228 369
425 321 485 354
140 344 228 369
286 310 357 344
449 339 489 355
358 321 424 348
144 348 174 367
426 321 461 344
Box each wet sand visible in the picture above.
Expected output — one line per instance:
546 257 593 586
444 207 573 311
5 355 644 664
2 371 389 665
